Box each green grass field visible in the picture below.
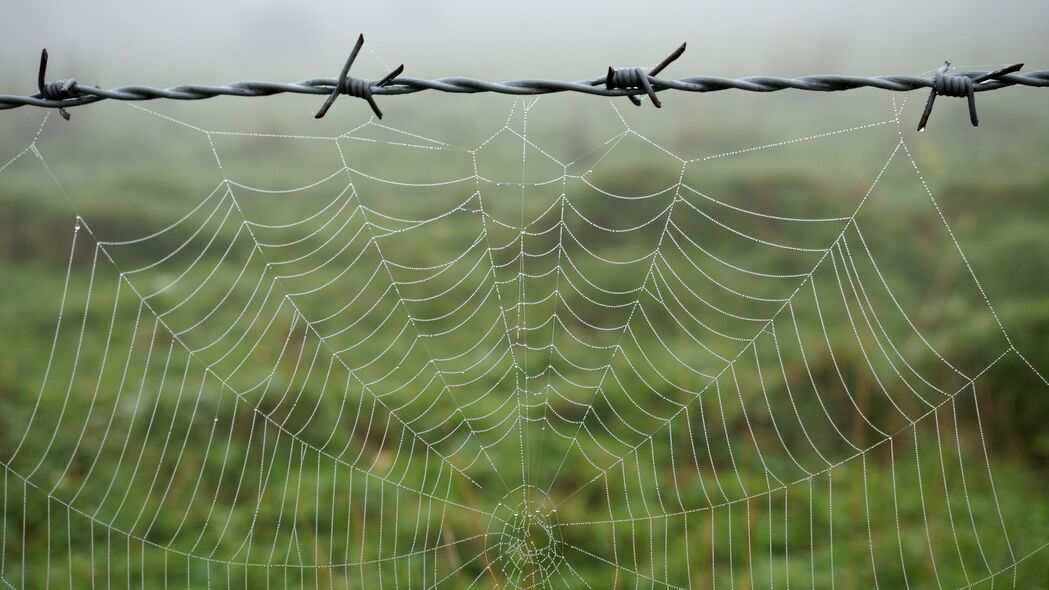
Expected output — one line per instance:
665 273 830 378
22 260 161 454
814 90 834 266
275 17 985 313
1 91 1048 588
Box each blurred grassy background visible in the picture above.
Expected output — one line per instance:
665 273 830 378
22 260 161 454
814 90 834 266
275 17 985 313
2 2 1049 587
1 84 1048 588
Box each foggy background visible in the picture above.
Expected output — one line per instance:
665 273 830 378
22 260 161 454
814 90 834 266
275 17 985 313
2 2 1049 588
2 0 1047 88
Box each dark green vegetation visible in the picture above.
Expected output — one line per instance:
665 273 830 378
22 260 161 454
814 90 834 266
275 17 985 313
1 92 1048 588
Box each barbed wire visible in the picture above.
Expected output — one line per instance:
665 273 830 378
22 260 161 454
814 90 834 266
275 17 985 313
3 39 1048 130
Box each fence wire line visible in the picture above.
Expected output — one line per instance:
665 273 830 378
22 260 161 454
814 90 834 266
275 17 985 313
2 62 1048 113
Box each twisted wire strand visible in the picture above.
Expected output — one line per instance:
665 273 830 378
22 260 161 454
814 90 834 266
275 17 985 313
2 70 1048 112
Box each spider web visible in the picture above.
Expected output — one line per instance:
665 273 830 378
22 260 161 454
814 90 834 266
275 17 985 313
1 81 1048 589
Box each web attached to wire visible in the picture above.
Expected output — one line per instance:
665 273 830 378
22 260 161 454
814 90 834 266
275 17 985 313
1 87 1048 589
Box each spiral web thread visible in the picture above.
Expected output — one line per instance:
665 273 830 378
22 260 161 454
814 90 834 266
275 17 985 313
1 85 1048 589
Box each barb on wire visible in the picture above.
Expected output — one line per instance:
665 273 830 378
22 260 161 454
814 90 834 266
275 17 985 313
37 49 81 120
2 41 1047 129
315 34 403 119
918 61 1024 131
606 42 686 107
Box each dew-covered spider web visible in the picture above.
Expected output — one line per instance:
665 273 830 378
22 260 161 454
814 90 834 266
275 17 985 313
1 81 1049 590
